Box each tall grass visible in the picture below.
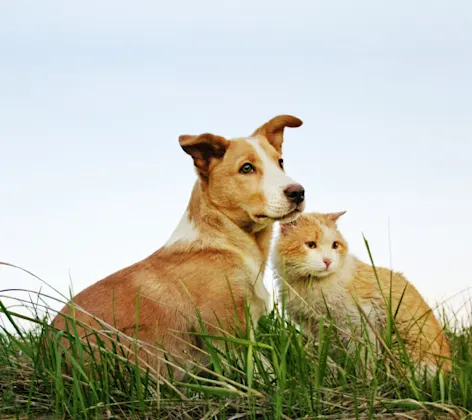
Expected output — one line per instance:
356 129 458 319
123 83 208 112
1 259 471 419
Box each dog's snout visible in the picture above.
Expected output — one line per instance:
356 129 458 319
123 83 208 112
284 184 305 205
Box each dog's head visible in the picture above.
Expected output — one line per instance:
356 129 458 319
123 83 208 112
179 115 305 230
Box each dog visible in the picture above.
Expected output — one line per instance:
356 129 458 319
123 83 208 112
52 115 306 379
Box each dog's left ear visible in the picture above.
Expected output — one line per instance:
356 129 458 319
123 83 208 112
179 133 229 181
252 115 303 152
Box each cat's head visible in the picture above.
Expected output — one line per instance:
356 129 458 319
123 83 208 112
276 211 349 279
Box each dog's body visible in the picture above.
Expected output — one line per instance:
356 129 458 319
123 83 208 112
52 115 305 378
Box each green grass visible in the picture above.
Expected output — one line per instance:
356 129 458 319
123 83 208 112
1 261 472 419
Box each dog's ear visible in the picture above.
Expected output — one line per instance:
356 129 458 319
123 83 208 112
179 133 229 181
252 115 303 152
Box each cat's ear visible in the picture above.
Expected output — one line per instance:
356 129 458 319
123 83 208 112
325 211 346 224
279 219 299 234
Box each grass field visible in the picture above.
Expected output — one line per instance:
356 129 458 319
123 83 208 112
1 258 471 419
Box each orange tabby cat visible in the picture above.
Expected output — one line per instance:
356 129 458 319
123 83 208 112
273 212 452 374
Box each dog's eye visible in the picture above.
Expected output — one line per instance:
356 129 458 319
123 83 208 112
306 241 317 249
332 241 339 249
239 163 255 174
278 158 284 169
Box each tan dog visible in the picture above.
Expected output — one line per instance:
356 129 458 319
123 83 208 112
52 115 305 378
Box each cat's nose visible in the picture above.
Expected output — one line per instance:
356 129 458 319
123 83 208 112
323 258 332 268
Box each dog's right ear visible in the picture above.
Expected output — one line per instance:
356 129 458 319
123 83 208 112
252 115 303 153
179 133 229 181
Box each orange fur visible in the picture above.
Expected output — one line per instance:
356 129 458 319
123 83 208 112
274 212 452 374
52 115 305 379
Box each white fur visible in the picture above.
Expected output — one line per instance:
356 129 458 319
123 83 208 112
165 210 199 246
277 254 362 334
246 138 300 219
303 225 343 277
243 254 271 317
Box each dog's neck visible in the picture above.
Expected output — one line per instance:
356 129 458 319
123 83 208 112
164 180 274 262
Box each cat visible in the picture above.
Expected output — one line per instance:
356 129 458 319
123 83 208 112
272 211 452 375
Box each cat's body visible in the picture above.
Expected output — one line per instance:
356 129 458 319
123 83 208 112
273 212 452 374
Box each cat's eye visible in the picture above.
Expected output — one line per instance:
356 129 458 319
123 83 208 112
278 158 284 169
332 241 340 249
306 241 317 249
239 163 255 174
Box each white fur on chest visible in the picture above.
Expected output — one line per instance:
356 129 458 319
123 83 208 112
284 263 385 337
282 256 364 329
295 281 357 326
243 254 270 321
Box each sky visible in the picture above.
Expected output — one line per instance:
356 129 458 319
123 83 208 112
1 1 471 329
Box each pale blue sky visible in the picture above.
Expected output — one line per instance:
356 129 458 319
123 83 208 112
1 1 471 326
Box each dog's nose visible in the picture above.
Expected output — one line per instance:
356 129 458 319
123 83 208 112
284 184 305 204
